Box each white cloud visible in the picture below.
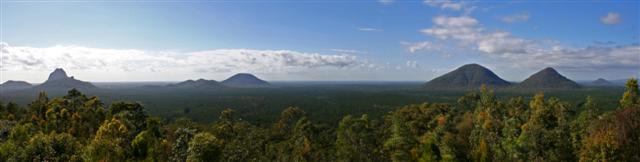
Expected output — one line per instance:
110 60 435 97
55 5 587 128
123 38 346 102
441 3 462 10
601 12 621 25
476 32 530 54
424 0 464 11
404 41 441 53
419 16 531 55
501 44 640 70
0 43 378 82
500 12 530 23
356 27 383 32
330 49 362 54
413 15 640 72
432 15 478 27
420 16 482 43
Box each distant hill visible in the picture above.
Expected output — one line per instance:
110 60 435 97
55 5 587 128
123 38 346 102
516 67 580 89
0 80 32 91
587 78 617 87
167 79 223 88
221 73 270 88
424 63 511 89
33 68 97 90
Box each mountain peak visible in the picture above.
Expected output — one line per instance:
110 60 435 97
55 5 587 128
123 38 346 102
0 80 32 87
460 63 483 68
0 80 32 91
1 80 31 86
168 78 221 88
222 73 270 88
591 78 613 86
540 67 559 73
517 67 580 89
47 68 69 81
232 73 255 77
424 63 511 89
35 68 97 90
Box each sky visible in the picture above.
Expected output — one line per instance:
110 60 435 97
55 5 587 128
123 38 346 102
1 0 639 83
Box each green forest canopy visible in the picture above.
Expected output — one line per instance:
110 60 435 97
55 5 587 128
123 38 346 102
0 79 639 162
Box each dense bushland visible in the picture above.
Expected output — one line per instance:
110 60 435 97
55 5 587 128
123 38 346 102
0 79 638 162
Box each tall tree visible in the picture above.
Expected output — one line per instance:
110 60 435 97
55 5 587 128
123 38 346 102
384 114 416 162
518 93 575 161
23 132 81 162
83 117 130 161
28 92 49 120
187 132 223 162
470 85 504 161
336 114 377 162
171 128 197 162
109 102 148 135
580 106 640 161
570 96 599 156
619 78 639 109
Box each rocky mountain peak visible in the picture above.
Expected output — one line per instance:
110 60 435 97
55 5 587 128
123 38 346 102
47 68 69 81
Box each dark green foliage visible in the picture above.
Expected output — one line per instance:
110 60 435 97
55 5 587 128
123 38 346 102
187 132 223 162
24 132 82 162
335 114 381 161
619 78 639 108
579 106 640 161
0 79 637 161
0 82 625 124
171 128 197 162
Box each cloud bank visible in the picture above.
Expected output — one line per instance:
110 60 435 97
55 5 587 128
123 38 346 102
0 42 377 81
409 15 640 72
423 0 464 11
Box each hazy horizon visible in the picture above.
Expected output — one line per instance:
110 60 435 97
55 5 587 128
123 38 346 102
1 0 639 83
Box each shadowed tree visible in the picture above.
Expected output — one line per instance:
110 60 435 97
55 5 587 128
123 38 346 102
570 96 599 156
384 113 416 162
171 128 197 162
24 132 81 162
28 92 49 120
271 107 306 140
336 114 377 162
580 106 640 161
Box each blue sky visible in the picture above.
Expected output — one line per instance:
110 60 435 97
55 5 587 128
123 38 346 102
1 0 639 82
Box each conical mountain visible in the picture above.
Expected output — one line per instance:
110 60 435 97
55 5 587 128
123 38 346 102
34 68 97 90
424 63 511 89
168 79 222 88
591 78 614 86
221 73 270 88
517 67 580 89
